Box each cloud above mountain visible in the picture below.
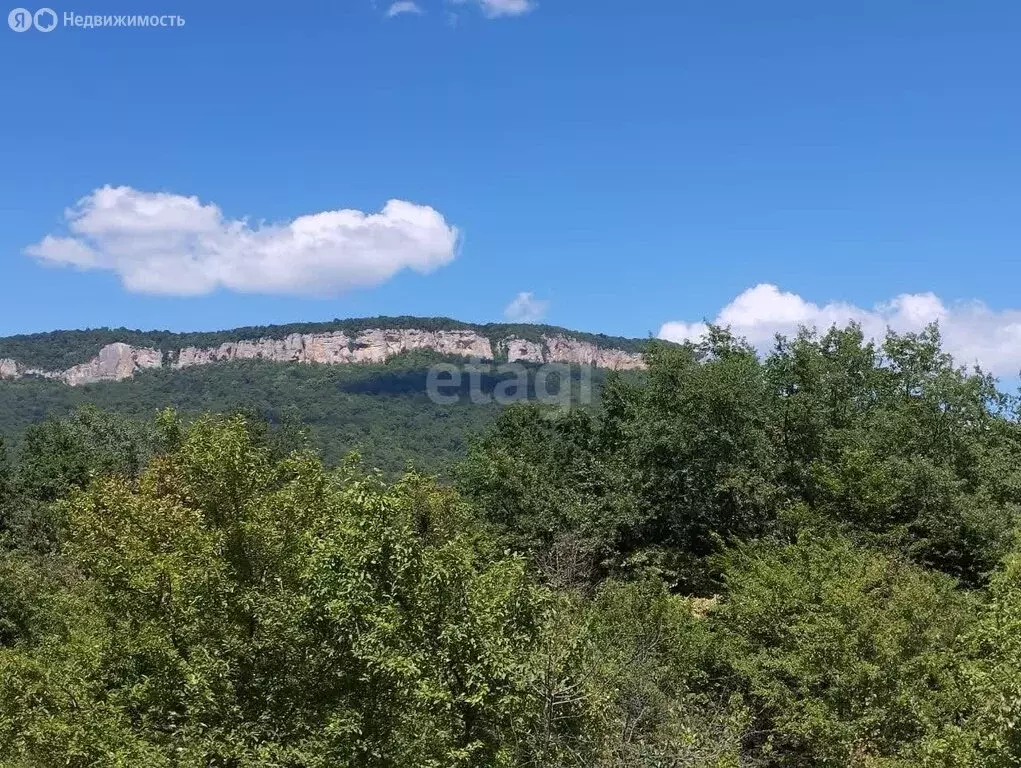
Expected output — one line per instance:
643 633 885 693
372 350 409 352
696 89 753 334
659 283 1021 376
450 0 536 18
386 1 423 17
504 291 549 322
25 186 460 298
378 0 535 20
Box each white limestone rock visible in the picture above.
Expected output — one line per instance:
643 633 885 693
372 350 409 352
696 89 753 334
60 343 162 386
0 327 646 386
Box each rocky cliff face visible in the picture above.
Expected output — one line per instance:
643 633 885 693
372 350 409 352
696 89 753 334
0 328 646 387
0 359 20 380
61 343 163 386
0 359 50 381
174 329 498 368
1 343 162 386
499 337 546 364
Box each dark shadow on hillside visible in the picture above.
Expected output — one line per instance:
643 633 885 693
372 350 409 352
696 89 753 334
337 365 601 400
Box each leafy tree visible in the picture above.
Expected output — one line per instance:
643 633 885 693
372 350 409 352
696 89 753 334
601 331 780 582
581 579 748 767
511 577 750 768
14 405 154 503
464 330 782 591
458 405 634 570
465 323 1021 589
0 434 11 531
1 406 155 553
713 535 975 766
0 550 63 649
948 553 1021 766
0 414 547 767
767 324 1020 584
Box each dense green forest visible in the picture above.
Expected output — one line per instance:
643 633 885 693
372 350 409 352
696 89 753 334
0 352 613 474
0 317 649 370
2 322 1021 766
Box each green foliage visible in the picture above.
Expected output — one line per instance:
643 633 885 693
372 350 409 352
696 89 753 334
714 535 975 767
603 332 781 574
951 554 1021 766
509 578 750 768
0 550 63 649
0 414 548 767
14 405 154 503
3 317 1021 765
458 406 636 565
767 324 1020 584
581 579 749 767
0 434 10 507
0 406 156 552
0 357 616 477
463 323 1021 588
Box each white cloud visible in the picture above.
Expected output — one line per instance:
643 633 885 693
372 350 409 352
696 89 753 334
25 186 460 298
386 1 423 17
504 291 549 323
659 283 1021 377
451 0 536 18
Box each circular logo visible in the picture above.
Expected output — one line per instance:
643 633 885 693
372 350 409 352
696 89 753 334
8 7 33 31
33 7 57 31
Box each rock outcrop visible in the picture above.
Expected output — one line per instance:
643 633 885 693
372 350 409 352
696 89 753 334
61 343 163 386
493 335 644 370
499 338 546 364
173 330 497 368
0 358 53 381
1 344 163 386
0 328 646 387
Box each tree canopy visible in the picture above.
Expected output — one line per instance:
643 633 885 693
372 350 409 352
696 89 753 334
2 322 1021 766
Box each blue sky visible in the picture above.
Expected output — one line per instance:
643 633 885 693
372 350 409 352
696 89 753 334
2 1 1020 372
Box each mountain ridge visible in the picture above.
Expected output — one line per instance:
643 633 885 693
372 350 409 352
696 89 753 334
0 317 652 387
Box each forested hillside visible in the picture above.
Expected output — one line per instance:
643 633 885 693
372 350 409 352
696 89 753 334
0 352 613 474
2 322 1021 766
